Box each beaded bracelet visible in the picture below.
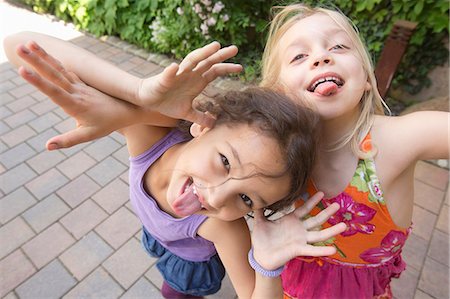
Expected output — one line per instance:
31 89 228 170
247 248 284 277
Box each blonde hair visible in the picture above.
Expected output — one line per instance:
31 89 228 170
260 3 389 158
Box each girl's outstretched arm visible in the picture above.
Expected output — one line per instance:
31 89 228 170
4 31 242 126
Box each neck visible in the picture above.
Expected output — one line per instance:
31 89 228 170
320 111 360 149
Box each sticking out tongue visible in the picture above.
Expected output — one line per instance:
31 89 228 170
315 81 339 96
172 183 202 217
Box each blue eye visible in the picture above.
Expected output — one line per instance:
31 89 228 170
290 53 306 63
220 154 230 171
240 194 253 208
331 44 348 50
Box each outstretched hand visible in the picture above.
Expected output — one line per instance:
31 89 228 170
15 42 146 150
136 41 242 127
251 192 346 271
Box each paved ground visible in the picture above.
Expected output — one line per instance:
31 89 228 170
0 1 449 299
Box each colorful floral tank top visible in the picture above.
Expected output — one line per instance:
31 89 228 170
282 133 412 299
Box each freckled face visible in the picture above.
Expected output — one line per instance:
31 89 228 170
277 13 370 121
166 124 291 221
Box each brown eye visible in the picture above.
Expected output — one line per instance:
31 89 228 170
220 154 230 171
240 194 253 208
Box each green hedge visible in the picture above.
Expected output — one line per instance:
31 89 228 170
18 0 449 95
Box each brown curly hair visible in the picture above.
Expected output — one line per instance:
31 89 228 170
180 87 320 212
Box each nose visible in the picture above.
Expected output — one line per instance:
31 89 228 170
201 182 230 209
311 50 332 68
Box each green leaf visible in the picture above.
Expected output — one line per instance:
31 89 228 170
414 0 424 15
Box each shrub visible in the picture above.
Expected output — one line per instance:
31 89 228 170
17 0 449 94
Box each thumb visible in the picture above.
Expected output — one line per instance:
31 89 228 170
187 110 216 129
46 127 97 150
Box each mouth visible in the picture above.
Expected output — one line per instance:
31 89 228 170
307 73 345 95
172 177 208 217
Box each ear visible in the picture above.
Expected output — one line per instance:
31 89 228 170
190 123 211 137
365 81 372 91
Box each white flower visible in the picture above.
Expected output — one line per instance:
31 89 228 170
193 3 202 14
176 7 184 15
212 1 224 13
201 0 211 6
206 17 216 26
200 23 209 35
222 14 229 22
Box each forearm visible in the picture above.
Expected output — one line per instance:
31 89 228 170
4 31 141 104
252 274 283 299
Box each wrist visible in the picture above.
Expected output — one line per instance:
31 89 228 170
248 248 284 278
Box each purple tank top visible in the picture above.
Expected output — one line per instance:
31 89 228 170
129 129 217 262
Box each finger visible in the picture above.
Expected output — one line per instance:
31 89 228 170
202 63 243 82
27 41 73 82
253 209 266 226
296 244 337 257
18 66 78 110
46 127 97 150
302 202 340 230
16 44 73 92
193 45 239 73
178 41 221 73
294 191 324 219
161 62 180 84
306 222 347 244
186 111 216 128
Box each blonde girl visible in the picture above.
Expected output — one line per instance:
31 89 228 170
260 3 449 298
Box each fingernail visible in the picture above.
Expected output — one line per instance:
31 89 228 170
47 143 60 150
20 45 30 54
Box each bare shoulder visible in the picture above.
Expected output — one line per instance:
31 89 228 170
372 111 449 162
122 125 172 157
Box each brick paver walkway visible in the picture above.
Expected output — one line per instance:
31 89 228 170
0 5 449 299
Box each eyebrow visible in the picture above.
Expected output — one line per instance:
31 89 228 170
287 27 346 49
226 141 270 207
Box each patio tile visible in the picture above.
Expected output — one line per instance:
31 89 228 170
95 207 141 249
56 151 97 180
28 111 61 133
92 178 129 214
0 217 35 259
413 179 445 214
391 265 420 299
25 168 68 200
83 136 122 162
411 206 437 242
5 95 36 113
15 260 76 299
1 125 36 148
102 238 155 288
0 249 36 298
414 161 449 191
26 149 66 174
86 156 127 186
56 174 100 208
29 99 58 115
120 277 163 299
62 268 124 299
3 109 36 129
60 199 108 239
0 163 36 194
402 232 429 271
0 142 36 169
60 231 114 280
22 194 70 232
436 203 449 234
8 83 36 98
418 257 450 299
0 187 36 224
428 229 449 267
22 223 75 269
